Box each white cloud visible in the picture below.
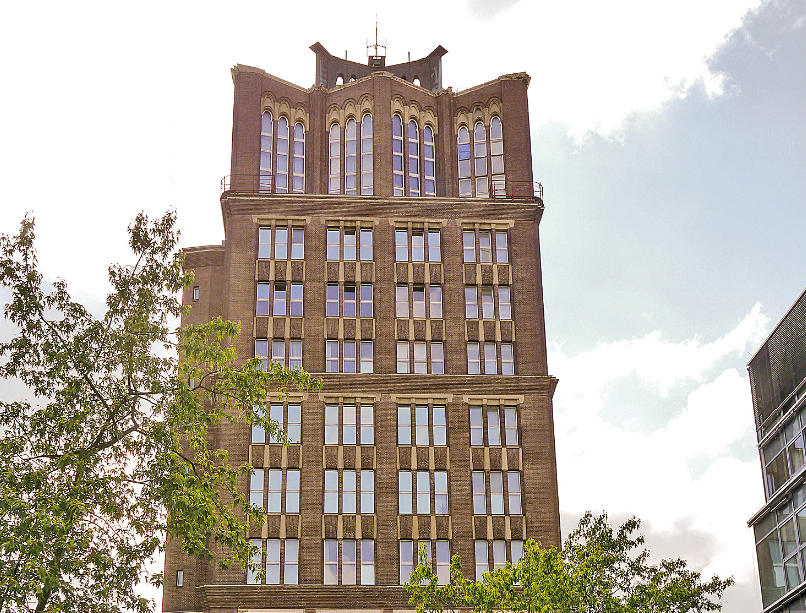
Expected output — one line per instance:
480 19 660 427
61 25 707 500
552 304 769 610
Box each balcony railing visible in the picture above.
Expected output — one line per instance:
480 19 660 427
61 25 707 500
221 175 543 202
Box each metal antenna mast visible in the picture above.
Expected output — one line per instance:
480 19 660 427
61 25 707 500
366 14 386 60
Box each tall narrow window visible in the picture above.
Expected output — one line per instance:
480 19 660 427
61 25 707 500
269 404 283 443
488 408 501 446
252 405 266 444
481 286 494 319
260 111 273 192
496 231 509 263
326 283 339 315
428 229 441 262
343 404 357 445
360 284 373 317
329 123 341 194
499 286 511 320
463 230 476 262
433 405 446 445
429 283 442 316
285 539 299 584
324 540 338 584
479 231 493 262
423 125 436 196
256 283 270 316
393 115 404 196
344 285 357 317
413 342 427 374
258 227 272 259
458 126 472 197
361 470 375 513
396 229 408 261
431 342 444 374
360 341 374 373
248 539 262 584
502 344 515 375
289 283 303 316
398 405 412 444
400 541 414 584
408 120 420 197
468 342 481 374
475 541 488 580
361 113 373 195
289 340 302 369
344 341 356 373
505 407 518 446
327 228 340 260
416 471 430 514
325 404 338 445
265 540 281 584
435 471 449 514
484 342 497 374
413 286 426 318
492 540 506 570
465 287 479 319
345 118 357 195
250 469 264 508
474 122 488 198
287 404 301 443
276 117 289 193
275 227 288 259
360 229 373 260
490 472 504 514
472 471 486 514
490 117 505 197
343 470 357 514
291 227 304 259
272 340 285 368
326 341 339 372
508 471 522 514
324 470 339 513
412 230 425 262
361 540 375 584
415 405 429 445
361 405 374 444
399 471 413 514
292 122 305 193
342 540 357 585
470 407 483 446
344 229 356 260
286 469 300 513
436 541 450 584
511 541 524 564
267 469 282 513
397 341 410 374
397 285 409 318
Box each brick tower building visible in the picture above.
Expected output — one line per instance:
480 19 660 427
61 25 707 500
163 41 560 613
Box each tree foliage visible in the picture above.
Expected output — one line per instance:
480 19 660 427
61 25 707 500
406 512 733 613
0 213 319 613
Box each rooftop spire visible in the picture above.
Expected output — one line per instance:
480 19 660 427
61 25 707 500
366 14 387 68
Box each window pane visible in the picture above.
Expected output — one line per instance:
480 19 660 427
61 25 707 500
397 285 409 318
344 285 356 318
496 231 509 263
360 229 373 260
430 286 443 318
326 340 339 373
511 540 524 564
412 231 425 262
398 405 411 444
433 405 446 445
479 231 492 262
396 229 408 261
468 342 481 375
267 469 282 513
325 404 339 444
285 539 299 584
360 284 373 317
481 286 494 319
327 228 340 260
470 407 483 446
475 541 488 580
417 471 430 514
252 404 266 444
428 230 441 262
361 540 375 584
361 470 374 514
343 470 357 514
490 472 504 514
344 229 357 260
269 404 283 444
324 470 339 513
286 469 300 513
397 342 410 374
484 342 498 375
431 342 444 375
465 287 479 319
508 472 522 514
399 471 413 514
488 409 501 446
250 469 264 508
436 541 450 584
435 470 449 515
505 407 518 446
361 404 374 445
360 341 374 373
275 228 288 259
413 286 426 318
463 230 475 262
415 405 429 445
247 539 262 584
499 286 511 320
473 471 486 514
343 404 357 445
343 341 356 373
400 540 414 584
324 540 338 584
413 342 427 374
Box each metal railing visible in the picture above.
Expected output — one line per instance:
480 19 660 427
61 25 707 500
221 174 543 202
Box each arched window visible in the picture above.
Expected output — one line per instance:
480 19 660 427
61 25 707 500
423 126 436 197
473 122 488 198
392 115 404 196
345 118 357 195
490 117 505 197
457 126 471 197
260 111 273 193
361 113 373 195
276 117 289 193
413 77 421 87
335 75 344 86
292 122 305 193
329 123 341 194
407 120 420 197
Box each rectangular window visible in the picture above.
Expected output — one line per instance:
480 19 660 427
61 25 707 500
326 284 339 317
505 407 518 446
396 229 408 261
176 569 184 587
285 539 299 584
413 286 426 318
481 286 494 319
492 540 506 570
257 283 270 316
267 469 282 513
417 471 431 514
398 405 412 444
465 287 479 319
289 283 303 316
472 471 486 514
412 230 425 262
342 539 357 585
287 404 301 443
396 285 409 318
496 231 509 264
484 342 497 375
343 470 357 514
429 286 443 318
324 470 339 513
428 230 441 262
268 404 283 443
511 540 524 564
360 229 373 261
397 341 410 374
415 405 429 445
343 404 357 445
468 342 481 374
431 342 444 374
291 228 304 260
360 341 374 373
250 469 264 508
258 227 272 259
265 539 280 584
501 343 514 375
275 228 288 260
490 472 504 515
434 471 449 515
273 284 287 316
470 408 483 446
508 472 522 514
255 339 269 369
399 471 413 514
479 231 492 263
499 286 511 320
325 404 339 445
343 285 357 318
360 284 373 317
327 228 340 260
475 541 488 580
247 539 262 584
324 540 338 584
344 341 356 373
413 342 427 374
252 404 266 444
463 230 476 263
361 404 374 445
289 340 302 369
436 541 450 584
488 408 501 446
433 405 446 445
344 229 357 261
192 287 199 302
400 540 414 584
272 340 285 368
361 470 375 513
286 469 300 513
361 540 375 585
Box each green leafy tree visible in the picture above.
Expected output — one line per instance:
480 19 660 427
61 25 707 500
0 213 319 613
406 511 733 613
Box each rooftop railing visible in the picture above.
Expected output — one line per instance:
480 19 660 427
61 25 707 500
221 175 543 202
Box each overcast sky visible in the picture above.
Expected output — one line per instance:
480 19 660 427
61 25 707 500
1 0 804 610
